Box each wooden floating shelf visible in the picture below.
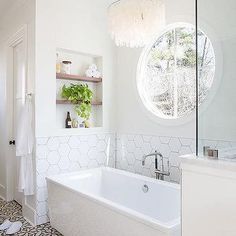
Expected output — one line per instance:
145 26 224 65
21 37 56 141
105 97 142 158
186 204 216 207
56 73 102 83
56 100 102 106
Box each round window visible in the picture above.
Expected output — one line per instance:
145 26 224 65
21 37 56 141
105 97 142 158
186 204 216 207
137 23 215 120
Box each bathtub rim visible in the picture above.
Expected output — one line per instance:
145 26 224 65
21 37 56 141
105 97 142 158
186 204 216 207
46 167 180 234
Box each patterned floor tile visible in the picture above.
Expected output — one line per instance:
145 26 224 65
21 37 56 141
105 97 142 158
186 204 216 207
0 198 62 236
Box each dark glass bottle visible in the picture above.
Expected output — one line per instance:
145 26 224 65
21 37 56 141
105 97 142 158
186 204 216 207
65 112 72 128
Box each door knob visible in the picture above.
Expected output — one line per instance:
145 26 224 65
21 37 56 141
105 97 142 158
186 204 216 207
9 140 15 145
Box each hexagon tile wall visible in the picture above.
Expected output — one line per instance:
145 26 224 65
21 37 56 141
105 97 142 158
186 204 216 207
36 133 116 225
35 132 234 224
116 134 195 183
115 134 234 183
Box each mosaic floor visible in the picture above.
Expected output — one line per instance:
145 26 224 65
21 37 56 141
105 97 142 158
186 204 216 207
0 198 62 235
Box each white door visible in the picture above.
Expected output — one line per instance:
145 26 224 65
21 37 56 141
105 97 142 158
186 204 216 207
11 41 26 205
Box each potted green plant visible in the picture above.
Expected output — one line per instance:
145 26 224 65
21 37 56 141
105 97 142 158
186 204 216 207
61 83 93 127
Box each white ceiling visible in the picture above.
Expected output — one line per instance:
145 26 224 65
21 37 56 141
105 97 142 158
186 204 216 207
0 0 15 16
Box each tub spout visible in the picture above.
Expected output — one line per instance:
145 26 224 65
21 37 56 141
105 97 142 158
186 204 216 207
142 151 170 180
142 151 163 167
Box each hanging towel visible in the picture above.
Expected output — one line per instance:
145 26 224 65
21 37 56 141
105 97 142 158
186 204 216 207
16 95 34 196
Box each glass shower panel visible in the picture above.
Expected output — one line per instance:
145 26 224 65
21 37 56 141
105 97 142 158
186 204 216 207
197 0 236 156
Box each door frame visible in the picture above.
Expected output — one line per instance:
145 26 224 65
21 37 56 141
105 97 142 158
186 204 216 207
6 25 28 202
5 24 37 226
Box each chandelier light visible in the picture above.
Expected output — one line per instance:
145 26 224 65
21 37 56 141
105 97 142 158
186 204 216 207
108 0 166 48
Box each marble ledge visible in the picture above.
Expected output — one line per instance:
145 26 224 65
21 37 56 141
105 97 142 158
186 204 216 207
181 154 236 173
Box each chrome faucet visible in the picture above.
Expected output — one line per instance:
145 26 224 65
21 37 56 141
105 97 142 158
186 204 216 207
142 150 170 180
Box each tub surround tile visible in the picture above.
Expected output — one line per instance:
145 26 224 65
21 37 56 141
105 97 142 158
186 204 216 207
159 136 171 144
36 137 49 145
34 131 234 226
169 152 181 167
69 148 81 162
37 160 50 174
68 136 80 148
58 136 70 144
88 135 99 147
97 140 107 152
58 143 70 157
150 136 161 150
134 135 144 147
35 133 116 225
115 134 235 185
116 133 195 184
47 165 61 175
179 138 193 146
37 201 48 217
169 137 182 152
37 187 48 202
48 151 60 165
47 137 60 151
36 145 49 159
58 156 70 170
179 146 192 156
159 143 171 157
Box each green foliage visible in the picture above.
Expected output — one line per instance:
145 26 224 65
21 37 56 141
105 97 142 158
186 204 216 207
151 49 174 62
61 83 93 120
182 48 196 67
149 27 200 70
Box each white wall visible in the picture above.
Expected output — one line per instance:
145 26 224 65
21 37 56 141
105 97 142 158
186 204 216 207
35 0 116 138
116 0 236 144
115 0 196 139
34 0 116 224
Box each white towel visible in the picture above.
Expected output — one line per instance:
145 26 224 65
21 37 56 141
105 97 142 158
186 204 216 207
16 95 34 196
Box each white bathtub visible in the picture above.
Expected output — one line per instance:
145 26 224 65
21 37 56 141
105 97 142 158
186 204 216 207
47 167 180 236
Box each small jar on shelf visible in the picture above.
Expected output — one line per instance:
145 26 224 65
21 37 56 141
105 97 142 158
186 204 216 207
61 60 72 74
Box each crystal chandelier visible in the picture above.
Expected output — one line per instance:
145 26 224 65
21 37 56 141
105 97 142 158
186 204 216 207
108 0 166 48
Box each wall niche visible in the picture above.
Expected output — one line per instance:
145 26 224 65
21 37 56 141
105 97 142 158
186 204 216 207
56 48 103 130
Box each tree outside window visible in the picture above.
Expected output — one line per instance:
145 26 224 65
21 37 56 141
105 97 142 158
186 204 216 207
138 24 215 119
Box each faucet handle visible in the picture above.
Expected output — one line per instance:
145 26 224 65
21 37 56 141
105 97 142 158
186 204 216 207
167 159 170 170
162 157 170 173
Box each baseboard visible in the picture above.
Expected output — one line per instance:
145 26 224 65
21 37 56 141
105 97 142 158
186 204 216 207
0 184 6 200
22 201 37 226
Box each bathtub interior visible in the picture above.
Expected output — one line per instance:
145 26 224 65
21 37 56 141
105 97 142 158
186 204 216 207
47 168 180 228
